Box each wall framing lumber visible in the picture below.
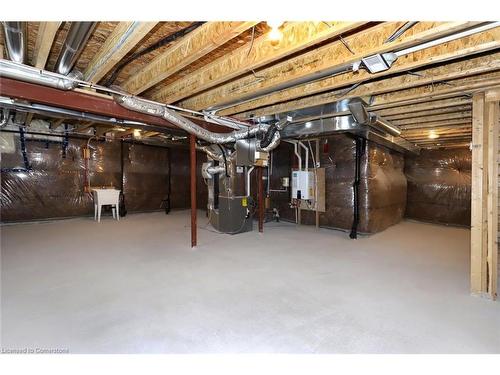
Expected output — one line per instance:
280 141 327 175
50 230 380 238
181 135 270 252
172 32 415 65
471 93 488 296
486 99 499 299
151 21 367 104
470 92 498 299
84 22 157 83
122 21 257 94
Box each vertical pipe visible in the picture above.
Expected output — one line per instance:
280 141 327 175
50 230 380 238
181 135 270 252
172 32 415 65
349 137 365 239
258 167 264 233
315 139 320 229
190 134 197 247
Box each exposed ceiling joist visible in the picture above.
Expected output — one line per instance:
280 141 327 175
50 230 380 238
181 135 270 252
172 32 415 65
228 33 500 117
84 22 158 83
150 21 367 104
400 119 472 130
32 22 61 69
179 21 480 112
121 21 258 94
383 105 471 120
235 53 500 118
392 111 472 125
376 98 472 116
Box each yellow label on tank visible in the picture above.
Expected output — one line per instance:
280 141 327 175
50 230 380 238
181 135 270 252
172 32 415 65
242 198 248 207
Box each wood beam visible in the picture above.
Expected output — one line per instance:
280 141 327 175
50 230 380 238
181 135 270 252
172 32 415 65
151 21 367 104
392 112 472 126
181 21 481 112
377 98 472 117
51 118 65 128
383 105 471 121
235 53 500 118
485 87 500 102
0 77 230 134
121 21 257 95
32 22 60 68
485 99 499 299
471 92 489 296
84 22 157 83
400 119 471 130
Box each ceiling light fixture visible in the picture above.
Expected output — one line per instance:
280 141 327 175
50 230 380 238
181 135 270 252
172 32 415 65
266 21 284 45
428 131 439 139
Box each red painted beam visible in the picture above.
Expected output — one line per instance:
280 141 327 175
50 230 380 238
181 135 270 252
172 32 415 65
190 134 197 248
0 77 230 133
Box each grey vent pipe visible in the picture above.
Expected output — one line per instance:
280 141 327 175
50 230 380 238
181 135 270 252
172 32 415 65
114 94 272 145
0 59 80 90
56 22 96 75
2 22 26 63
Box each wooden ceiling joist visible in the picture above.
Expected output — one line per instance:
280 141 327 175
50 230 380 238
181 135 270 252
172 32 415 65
179 21 481 112
32 22 61 68
235 54 500 119
121 21 258 95
150 21 367 104
226 31 500 117
383 105 471 120
400 119 472 130
391 111 472 126
376 98 472 117
84 22 158 83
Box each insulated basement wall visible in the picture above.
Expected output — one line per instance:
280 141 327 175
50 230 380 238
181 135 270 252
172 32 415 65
268 134 407 234
404 147 472 227
0 133 204 222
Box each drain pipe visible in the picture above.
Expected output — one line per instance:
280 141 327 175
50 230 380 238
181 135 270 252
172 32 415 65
2 22 26 63
349 136 366 239
56 22 96 75
246 166 255 197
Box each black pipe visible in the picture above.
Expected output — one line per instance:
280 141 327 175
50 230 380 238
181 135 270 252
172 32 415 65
349 137 366 239
259 123 278 149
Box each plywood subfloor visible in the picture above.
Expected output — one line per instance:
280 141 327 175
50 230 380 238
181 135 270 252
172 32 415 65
1 211 499 353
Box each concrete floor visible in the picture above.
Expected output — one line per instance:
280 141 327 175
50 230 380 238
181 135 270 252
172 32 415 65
1 210 499 353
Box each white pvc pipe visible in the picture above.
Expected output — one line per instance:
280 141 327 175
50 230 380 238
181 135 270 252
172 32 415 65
246 166 255 196
298 141 309 172
293 141 302 171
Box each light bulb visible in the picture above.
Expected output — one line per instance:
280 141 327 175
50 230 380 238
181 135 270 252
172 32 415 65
133 129 141 138
428 131 439 139
268 28 282 45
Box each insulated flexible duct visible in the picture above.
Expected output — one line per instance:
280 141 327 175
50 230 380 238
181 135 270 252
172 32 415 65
114 94 275 146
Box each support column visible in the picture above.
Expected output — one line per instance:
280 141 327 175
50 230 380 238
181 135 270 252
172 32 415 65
471 91 499 299
258 167 264 233
190 134 197 248
485 98 498 298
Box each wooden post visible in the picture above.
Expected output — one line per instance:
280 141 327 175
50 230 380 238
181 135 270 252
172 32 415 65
190 134 197 248
258 167 264 233
485 99 499 299
471 93 488 295
471 91 499 299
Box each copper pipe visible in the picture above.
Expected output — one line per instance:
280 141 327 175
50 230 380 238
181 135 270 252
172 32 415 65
190 134 197 247
258 167 264 233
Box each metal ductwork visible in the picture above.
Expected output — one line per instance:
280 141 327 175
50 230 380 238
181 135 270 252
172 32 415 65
1 22 26 63
113 94 290 151
348 100 402 137
56 22 96 75
274 98 418 154
0 59 80 90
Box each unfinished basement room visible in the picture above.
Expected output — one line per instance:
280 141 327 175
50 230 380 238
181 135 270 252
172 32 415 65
1 3 499 365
